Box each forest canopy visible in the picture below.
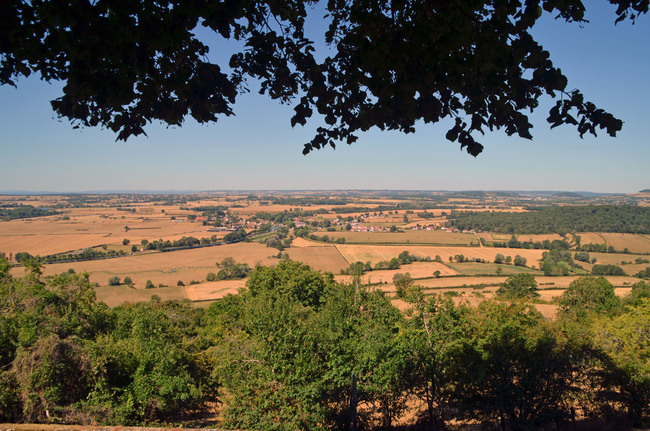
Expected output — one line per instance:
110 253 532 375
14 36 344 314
449 205 650 234
1 1 647 155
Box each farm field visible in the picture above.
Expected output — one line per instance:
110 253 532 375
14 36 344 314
13 241 278 289
447 262 542 276
0 210 217 256
335 244 546 266
2 192 650 313
96 283 188 306
285 245 349 273
477 232 564 244
336 261 458 284
573 232 650 254
319 230 477 245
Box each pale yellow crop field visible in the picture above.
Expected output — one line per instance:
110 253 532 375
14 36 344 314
578 233 607 245
15 242 278 289
335 244 545 266
291 237 328 247
286 245 349 273
322 230 477 245
600 233 650 253
574 233 650 254
336 262 459 284
185 279 247 301
0 208 217 256
477 233 564 243
96 284 187 306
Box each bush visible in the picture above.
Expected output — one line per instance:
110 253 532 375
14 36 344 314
122 238 130 245
206 272 217 281
123 276 133 287
145 280 154 289
108 276 120 286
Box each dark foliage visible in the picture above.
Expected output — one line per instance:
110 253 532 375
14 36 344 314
3 1 646 154
450 205 650 234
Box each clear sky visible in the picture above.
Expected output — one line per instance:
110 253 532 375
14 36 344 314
0 3 648 193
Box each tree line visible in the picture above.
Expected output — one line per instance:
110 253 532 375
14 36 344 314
449 206 650 234
0 258 648 429
0 205 58 221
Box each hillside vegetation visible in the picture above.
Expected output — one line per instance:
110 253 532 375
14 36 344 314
1 258 648 429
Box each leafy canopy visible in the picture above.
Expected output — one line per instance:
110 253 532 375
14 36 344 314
2 1 647 155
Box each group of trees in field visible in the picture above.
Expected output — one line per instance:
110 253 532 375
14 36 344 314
144 235 222 251
1 258 648 429
40 248 127 264
450 206 650 234
341 251 422 276
0 205 58 221
492 235 571 250
214 257 251 281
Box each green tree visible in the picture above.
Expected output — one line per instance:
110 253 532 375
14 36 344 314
108 276 121 286
494 253 505 264
513 255 527 267
123 276 133 287
558 277 621 320
496 273 539 300
591 300 650 423
246 260 334 309
122 238 130 246
592 264 626 276
405 296 475 427
393 272 414 298
460 302 582 429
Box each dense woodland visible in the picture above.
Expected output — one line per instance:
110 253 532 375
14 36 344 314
0 205 58 221
449 206 650 234
1 258 648 430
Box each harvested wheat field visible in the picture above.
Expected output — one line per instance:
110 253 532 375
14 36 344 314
336 262 458 284
291 237 329 247
286 245 349 273
323 230 477 245
336 244 545 266
95 284 187 306
447 262 542 276
0 212 219 256
416 276 509 289
185 279 247 301
577 232 608 245
18 242 277 289
576 232 650 254
598 233 650 253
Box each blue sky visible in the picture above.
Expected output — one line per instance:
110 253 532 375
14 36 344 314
0 3 648 193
